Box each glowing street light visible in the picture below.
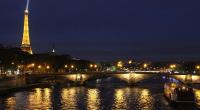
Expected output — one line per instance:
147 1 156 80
38 65 42 69
128 60 132 64
143 63 148 68
117 61 123 68
31 63 35 67
196 65 200 70
90 64 94 68
170 64 176 69
46 65 50 69
94 64 98 68
65 65 68 68
71 65 75 69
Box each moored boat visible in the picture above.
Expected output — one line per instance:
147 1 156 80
164 82 195 103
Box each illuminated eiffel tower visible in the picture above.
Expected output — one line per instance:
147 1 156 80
21 0 33 54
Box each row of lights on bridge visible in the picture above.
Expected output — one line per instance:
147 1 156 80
64 65 75 69
117 60 148 68
10 61 200 70
90 64 98 68
170 64 176 69
64 64 98 69
117 60 200 70
26 63 51 70
17 63 99 70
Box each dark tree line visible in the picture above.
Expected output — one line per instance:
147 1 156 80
0 44 92 73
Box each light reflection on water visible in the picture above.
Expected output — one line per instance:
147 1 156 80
61 88 78 109
195 89 200 106
5 97 16 110
1 80 200 110
87 89 100 110
113 89 127 109
0 87 161 110
28 88 52 110
139 89 153 110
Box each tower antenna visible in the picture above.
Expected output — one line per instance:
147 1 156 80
26 0 30 11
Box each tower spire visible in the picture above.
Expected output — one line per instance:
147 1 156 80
21 0 33 54
26 0 30 11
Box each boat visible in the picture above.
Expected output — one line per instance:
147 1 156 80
164 82 195 103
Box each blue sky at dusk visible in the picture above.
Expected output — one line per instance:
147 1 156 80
0 0 200 61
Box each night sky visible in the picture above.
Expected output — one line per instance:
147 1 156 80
0 0 200 61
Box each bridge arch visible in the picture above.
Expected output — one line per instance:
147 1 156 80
38 76 73 84
83 74 128 84
70 73 158 85
26 73 200 86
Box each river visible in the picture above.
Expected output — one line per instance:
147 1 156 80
0 77 199 110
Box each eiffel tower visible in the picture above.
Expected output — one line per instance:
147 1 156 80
21 0 33 54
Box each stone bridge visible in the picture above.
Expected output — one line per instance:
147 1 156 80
25 72 200 85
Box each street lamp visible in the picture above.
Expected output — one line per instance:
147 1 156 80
90 64 94 68
94 64 98 68
65 65 68 68
38 65 42 69
31 63 35 67
128 60 132 64
117 61 123 68
71 65 75 69
170 64 176 69
143 63 148 68
46 65 50 69
196 65 200 70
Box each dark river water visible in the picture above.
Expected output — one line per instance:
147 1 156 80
0 77 199 110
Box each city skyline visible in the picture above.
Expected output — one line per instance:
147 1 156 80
1 1 200 109
0 0 200 61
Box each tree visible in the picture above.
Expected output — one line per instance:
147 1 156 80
0 44 3 49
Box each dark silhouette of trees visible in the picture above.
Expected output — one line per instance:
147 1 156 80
0 44 92 73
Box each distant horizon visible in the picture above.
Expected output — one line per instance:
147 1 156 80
1 43 200 63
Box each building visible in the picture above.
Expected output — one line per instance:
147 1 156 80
21 0 33 54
